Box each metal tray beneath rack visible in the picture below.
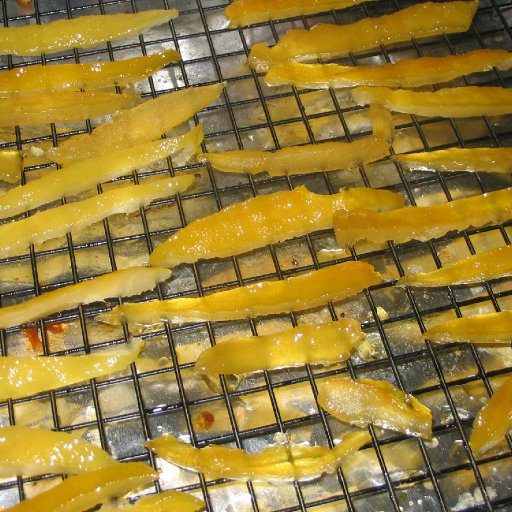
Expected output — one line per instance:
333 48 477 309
0 0 512 510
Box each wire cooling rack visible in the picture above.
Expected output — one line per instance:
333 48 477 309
0 0 512 510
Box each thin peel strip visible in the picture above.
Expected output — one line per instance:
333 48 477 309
195 319 364 376
0 267 172 329
333 188 512 246
424 310 512 345
98 490 204 512
0 425 118 477
0 50 181 95
317 377 433 439
0 9 179 56
247 0 478 71
149 185 403 267
145 432 370 481
0 150 23 183
0 339 143 401
47 83 225 166
0 175 195 260
352 86 512 118
97 261 383 326
264 49 512 89
0 125 203 219
398 246 512 287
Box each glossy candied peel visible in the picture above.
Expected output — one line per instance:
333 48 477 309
0 425 118 477
264 49 512 89
202 104 392 176
247 0 478 71
98 490 204 512
0 267 171 329
0 50 181 96
393 147 512 174
7 462 158 512
145 432 370 482
334 188 512 246
0 90 140 127
98 260 383 326
317 377 433 439
47 82 224 166
0 339 142 401
352 85 512 118
0 175 195 259
424 310 512 345
149 185 403 267
195 319 364 376
0 9 178 56
470 376 512 455
0 125 203 220
0 150 22 184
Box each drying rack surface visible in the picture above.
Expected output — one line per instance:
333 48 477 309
0 0 512 510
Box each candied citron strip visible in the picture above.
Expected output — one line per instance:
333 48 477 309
317 378 432 439
265 49 512 89
195 319 364 376
247 0 478 71
47 83 224 166
0 267 171 329
0 149 22 183
394 147 512 174
352 86 512 118
225 0 378 27
0 425 118 477
0 90 140 127
334 188 512 246
0 175 195 260
0 339 142 401
470 376 512 455
398 246 512 287
0 125 203 220
149 186 403 267
0 50 181 96
0 9 178 57
202 105 392 176
145 432 370 482
98 261 382 326
8 462 157 512
99 490 204 512
424 310 512 345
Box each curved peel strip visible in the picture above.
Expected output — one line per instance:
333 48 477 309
145 432 370 482
0 90 140 127
424 310 512 345
99 490 204 512
0 339 142 401
0 125 203 219
264 49 512 89
98 261 382 326
0 9 178 56
225 0 378 27
0 425 118 477
393 147 512 174
0 267 172 329
352 86 512 118
0 175 195 260
149 185 403 267
0 50 181 96
202 105 392 176
0 150 23 184
398 246 512 287
7 462 158 512
470 376 512 455
317 378 432 439
195 319 364 376
333 188 512 246
47 83 224 166
247 0 478 71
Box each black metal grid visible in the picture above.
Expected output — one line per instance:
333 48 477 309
0 0 512 510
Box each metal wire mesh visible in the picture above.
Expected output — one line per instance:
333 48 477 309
0 0 512 510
